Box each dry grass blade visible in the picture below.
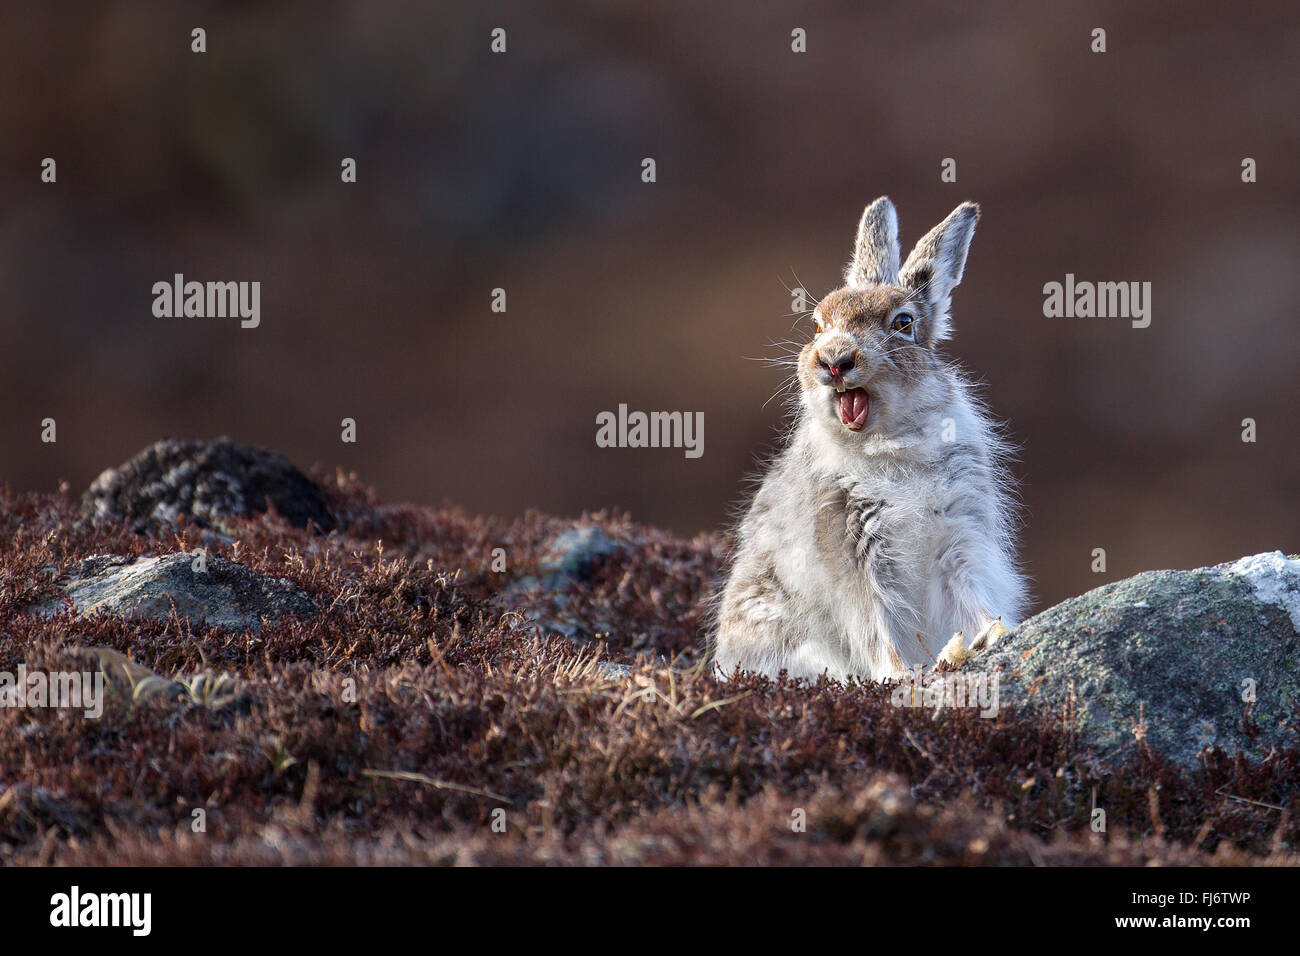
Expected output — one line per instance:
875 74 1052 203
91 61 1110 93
362 769 513 805
690 691 753 720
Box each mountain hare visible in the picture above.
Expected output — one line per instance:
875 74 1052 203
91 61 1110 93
713 197 1027 682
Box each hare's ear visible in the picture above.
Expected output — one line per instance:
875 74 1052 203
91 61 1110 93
899 202 979 342
844 196 900 287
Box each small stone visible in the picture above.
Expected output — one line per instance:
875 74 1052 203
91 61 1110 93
594 662 633 681
538 527 623 582
32 552 316 634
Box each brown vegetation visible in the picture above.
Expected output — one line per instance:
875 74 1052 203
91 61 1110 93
0 475 1296 865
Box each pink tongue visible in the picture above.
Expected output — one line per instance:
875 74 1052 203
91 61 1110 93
838 389 869 427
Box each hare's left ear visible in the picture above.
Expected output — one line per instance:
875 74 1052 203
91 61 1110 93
845 196 900 287
899 202 979 342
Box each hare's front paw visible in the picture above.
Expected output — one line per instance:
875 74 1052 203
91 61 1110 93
938 617 1012 668
968 616 1011 653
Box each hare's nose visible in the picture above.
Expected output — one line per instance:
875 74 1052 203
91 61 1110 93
820 351 858 378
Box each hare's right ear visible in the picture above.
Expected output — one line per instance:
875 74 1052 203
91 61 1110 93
899 202 979 342
844 196 900 287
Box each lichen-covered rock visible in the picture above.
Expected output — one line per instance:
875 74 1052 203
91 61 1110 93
81 437 335 532
33 552 317 634
984 551 1300 767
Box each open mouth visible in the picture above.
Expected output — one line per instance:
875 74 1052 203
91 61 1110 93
837 387 870 430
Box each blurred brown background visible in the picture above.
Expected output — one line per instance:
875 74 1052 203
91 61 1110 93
1 0 1297 610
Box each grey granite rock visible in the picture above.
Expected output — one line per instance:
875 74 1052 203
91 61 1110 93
982 551 1300 767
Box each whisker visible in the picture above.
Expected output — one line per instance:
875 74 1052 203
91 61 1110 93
761 373 799 410
784 269 825 332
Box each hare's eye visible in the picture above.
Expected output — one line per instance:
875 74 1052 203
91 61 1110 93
890 313 915 337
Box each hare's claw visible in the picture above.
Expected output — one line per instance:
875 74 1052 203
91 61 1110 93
968 616 1011 652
